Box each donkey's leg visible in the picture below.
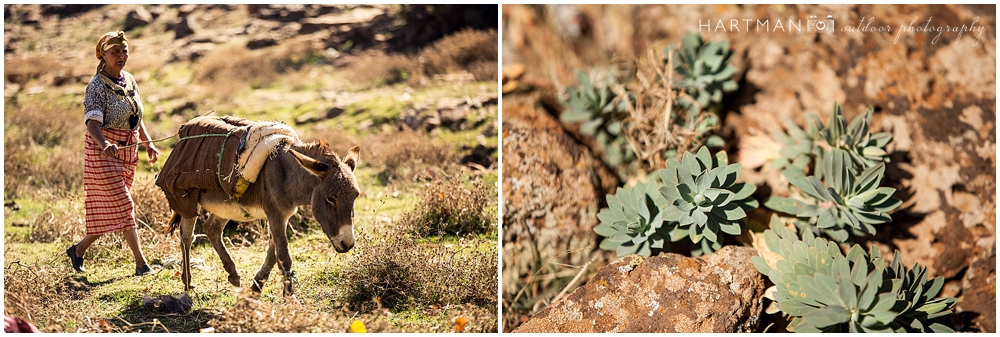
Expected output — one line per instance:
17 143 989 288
203 215 241 287
250 241 277 293
179 216 197 292
266 214 296 297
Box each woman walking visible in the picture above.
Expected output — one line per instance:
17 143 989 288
67 30 159 276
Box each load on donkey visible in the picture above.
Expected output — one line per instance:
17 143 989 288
155 115 361 297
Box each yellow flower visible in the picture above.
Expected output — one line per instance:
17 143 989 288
350 320 367 333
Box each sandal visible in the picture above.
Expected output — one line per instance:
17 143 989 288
66 244 85 272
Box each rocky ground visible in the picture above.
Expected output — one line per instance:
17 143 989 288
502 4 994 332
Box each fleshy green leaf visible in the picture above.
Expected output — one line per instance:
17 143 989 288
765 196 805 215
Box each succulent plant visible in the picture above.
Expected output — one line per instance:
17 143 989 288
658 146 757 255
764 149 902 242
765 115 820 173
765 154 901 242
809 103 892 181
595 180 669 257
752 224 956 333
667 31 739 112
768 103 892 178
562 69 633 167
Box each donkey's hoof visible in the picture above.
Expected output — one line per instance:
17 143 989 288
228 275 241 287
250 279 266 293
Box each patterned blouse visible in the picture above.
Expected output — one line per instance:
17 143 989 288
83 70 144 130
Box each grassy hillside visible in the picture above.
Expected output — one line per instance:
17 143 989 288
4 4 498 332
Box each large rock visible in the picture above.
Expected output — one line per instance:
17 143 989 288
514 246 766 333
502 93 619 305
39 4 103 18
171 15 198 40
124 6 152 31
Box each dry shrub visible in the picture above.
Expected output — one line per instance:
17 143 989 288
327 225 497 311
4 142 83 198
191 44 275 99
4 52 70 85
341 50 420 88
4 263 104 332
208 291 496 333
191 39 325 100
401 177 496 237
4 100 84 197
208 291 390 333
17 194 85 244
300 128 360 162
419 29 498 81
366 130 455 184
130 176 172 229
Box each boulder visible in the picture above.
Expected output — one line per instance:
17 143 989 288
169 42 214 63
246 36 278 50
172 15 197 40
124 6 152 31
294 106 346 125
514 246 766 333
501 94 619 303
39 4 102 18
459 144 496 169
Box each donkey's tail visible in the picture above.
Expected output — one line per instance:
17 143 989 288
166 212 181 236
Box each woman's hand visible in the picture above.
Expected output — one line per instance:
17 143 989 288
146 144 160 163
102 141 119 158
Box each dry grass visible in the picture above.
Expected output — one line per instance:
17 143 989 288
207 290 381 333
419 28 498 81
209 291 494 333
325 225 498 311
3 262 102 332
341 50 420 88
620 48 719 170
130 176 173 230
340 28 498 88
365 130 456 184
191 38 326 101
4 52 78 85
4 99 85 198
303 128 363 160
401 177 496 237
190 43 277 100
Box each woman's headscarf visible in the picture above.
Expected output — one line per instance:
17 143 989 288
95 31 128 75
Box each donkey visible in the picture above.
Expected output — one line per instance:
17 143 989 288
167 141 360 296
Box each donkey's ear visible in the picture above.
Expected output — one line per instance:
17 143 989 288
343 146 360 171
291 149 329 178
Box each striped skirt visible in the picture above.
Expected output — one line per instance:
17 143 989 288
83 127 139 236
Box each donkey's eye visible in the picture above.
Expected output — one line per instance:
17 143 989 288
326 196 337 205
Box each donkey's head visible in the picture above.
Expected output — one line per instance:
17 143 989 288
290 143 361 253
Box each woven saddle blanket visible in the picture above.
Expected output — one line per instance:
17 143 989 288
155 115 300 219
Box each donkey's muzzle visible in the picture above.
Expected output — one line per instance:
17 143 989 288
331 225 355 253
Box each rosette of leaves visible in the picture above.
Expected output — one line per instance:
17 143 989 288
765 115 821 173
561 69 633 167
752 225 956 332
657 146 757 255
595 180 670 257
667 31 738 112
765 103 891 179
765 151 901 242
809 103 892 180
